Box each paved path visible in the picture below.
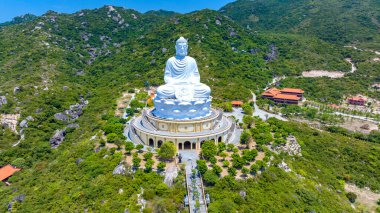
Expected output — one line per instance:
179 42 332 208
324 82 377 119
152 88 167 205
179 151 207 213
251 92 287 121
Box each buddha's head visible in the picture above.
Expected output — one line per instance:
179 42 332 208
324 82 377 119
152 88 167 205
175 37 188 57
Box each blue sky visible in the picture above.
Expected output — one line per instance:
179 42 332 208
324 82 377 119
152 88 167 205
0 0 236 23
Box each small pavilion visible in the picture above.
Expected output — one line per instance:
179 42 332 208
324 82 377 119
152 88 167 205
0 164 21 185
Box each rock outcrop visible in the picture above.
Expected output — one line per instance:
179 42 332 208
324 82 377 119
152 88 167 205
50 129 66 148
113 163 126 175
264 44 278 61
0 114 20 133
0 96 7 106
54 98 88 122
277 135 302 156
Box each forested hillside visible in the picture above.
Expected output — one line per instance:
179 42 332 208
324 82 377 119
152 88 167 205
0 3 379 212
221 0 380 48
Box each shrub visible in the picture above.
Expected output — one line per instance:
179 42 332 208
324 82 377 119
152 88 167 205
201 141 218 160
346 192 357 203
197 160 208 175
143 152 153 160
125 142 135 154
222 160 230 167
157 162 166 171
209 156 217 164
158 142 176 160
228 167 237 176
203 170 218 185
145 159 154 172
212 164 222 176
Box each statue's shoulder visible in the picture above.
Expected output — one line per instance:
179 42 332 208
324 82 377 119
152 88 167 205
167 56 176 63
185 56 196 63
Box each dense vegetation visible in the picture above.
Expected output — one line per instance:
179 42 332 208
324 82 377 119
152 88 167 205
205 118 380 212
0 14 37 28
0 2 379 212
221 0 380 48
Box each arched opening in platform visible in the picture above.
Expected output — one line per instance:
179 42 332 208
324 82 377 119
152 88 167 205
192 143 196 150
157 140 163 148
178 143 183 150
200 140 205 148
184 141 191 150
218 136 222 143
149 138 154 147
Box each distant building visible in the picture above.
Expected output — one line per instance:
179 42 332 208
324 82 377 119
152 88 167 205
328 104 341 109
372 84 380 90
231 101 243 107
261 88 304 104
0 165 21 185
347 96 366 106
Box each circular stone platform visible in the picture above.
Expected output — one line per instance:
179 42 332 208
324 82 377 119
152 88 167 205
128 108 236 150
152 97 212 120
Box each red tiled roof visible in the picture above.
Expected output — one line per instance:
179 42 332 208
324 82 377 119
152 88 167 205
262 88 280 97
328 104 340 109
273 94 301 101
348 96 366 102
231 101 243 105
280 88 304 94
0 165 21 181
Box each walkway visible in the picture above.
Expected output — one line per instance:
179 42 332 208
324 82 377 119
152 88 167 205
179 151 207 213
251 92 287 121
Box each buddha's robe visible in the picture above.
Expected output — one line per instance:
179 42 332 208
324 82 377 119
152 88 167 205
156 56 210 100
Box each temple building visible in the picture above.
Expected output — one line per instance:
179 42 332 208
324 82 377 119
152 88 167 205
128 37 236 150
261 87 304 104
347 96 366 106
0 165 21 185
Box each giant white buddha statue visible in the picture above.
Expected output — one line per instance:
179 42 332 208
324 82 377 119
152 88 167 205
153 37 212 120
156 37 211 100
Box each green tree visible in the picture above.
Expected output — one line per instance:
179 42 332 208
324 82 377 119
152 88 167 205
11 158 27 168
158 142 176 160
143 152 153 160
242 103 253 115
240 130 252 146
155 183 169 196
228 167 237 176
243 115 254 128
201 141 218 160
222 102 233 112
125 141 135 154
203 170 218 185
242 167 250 177
125 108 135 116
212 164 222 176
218 142 226 153
222 160 230 167
250 164 259 174
196 160 208 175
106 133 119 143
136 144 144 152
242 149 258 162
346 192 357 203
232 154 245 169
103 123 124 135
145 159 154 172
157 162 166 171
133 156 141 168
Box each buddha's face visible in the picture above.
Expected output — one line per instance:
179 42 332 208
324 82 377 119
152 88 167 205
175 42 188 56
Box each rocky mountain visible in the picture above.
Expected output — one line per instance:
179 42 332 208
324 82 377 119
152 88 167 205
0 4 379 212
0 14 37 28
221 0 380 48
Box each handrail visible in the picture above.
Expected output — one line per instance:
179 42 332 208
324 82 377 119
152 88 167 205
132 115 232 138
141 111 157 130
